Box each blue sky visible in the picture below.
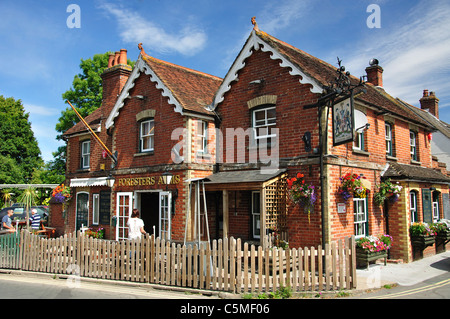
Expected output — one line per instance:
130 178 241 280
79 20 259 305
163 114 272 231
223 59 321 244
1 0 449 162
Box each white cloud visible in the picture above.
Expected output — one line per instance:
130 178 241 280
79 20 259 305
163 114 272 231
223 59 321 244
99 2 207 56
257 0 313 34
23 103 55 117
341 0 450 109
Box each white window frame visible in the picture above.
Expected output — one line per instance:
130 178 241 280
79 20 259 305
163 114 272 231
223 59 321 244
353 130 364 151
116 192 133 241
410 131 417 161
197 120 208 154
353 197 367 238
252 106 276 142
432 192 439 223
410 191 417 224
92 193 100 225
81 140 90 169
385 123 392 155
251 191 261 239
159 192 172 241
140 119 154 152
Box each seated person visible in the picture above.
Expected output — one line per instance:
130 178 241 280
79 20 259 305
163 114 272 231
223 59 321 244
2 210 16 233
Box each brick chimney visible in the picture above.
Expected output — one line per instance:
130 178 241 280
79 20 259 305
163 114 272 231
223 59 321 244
101 49 132 118
420 89 439 119
365 59 383 87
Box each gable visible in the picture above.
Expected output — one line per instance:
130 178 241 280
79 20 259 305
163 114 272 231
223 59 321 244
105 56 183 129
211 30 324 110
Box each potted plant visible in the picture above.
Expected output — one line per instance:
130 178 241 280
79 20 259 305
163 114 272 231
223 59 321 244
355 234 392 269
287 172 316 222
338 173 366 202
432 222 450 253
374 179 403 206
410 222 436 249
85 227 105 239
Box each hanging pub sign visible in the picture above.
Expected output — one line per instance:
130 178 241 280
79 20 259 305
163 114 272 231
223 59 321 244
332 97 355 146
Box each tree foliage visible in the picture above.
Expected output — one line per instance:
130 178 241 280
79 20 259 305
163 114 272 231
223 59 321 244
0 95 43 183
57 52 111 138
56 52 135 139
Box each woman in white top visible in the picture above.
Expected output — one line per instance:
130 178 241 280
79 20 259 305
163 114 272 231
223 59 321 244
127 209 146 240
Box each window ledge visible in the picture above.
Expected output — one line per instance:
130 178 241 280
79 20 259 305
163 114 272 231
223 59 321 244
352 149 370 156
76 168 90 173
386 155 398 161
196 152 211 160
134 151 154 157
410 160 421 165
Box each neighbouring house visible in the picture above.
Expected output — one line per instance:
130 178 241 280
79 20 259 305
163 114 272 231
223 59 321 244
52 21 450 263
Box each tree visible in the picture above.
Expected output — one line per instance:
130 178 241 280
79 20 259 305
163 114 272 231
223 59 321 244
57 52 111 138
56 52 135 138
0 96 43 183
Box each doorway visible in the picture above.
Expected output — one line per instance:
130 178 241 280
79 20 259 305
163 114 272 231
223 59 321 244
139 192 160 236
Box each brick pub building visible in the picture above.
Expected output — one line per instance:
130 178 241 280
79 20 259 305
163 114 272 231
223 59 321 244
53 22 450 263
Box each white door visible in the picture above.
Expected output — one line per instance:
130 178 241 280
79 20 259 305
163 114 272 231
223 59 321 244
116 192 133 240
159 192 172 240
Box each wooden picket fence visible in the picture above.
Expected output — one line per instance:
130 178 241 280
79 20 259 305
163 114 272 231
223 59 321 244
0 230 357 293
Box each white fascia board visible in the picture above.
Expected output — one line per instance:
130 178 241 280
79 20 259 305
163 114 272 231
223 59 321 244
211 30 323 110
105 56 184 130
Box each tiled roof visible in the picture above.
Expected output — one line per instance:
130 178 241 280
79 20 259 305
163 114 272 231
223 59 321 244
384 162 450 183
396 98 450 139
255 31 434 129
141 54 222 115
63 107 102 137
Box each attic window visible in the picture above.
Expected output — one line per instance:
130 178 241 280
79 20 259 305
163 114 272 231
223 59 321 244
140 119 154 152
252 105 276 144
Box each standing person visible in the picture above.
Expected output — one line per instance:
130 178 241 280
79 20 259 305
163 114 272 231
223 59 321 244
127 209 146 240
29 208 41 231
1 210 16 233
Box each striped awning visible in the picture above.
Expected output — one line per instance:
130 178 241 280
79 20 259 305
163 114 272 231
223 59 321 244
69 177 108 187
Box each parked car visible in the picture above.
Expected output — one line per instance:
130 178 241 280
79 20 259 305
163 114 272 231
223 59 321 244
0 205 49 227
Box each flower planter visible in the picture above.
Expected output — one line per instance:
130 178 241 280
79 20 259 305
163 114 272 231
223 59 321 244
356 247 387 269
411 235 435 250
436 231 450 253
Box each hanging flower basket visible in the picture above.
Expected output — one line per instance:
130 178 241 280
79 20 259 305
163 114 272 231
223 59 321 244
374 179 402 206
287 172 316 223
338 173 366 202
52 184 72 203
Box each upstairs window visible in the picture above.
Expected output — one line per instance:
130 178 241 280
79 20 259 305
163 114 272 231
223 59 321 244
385 123 392 156
140 119 154 152
353 130 364 151
252 106 276 144
197 121 208 154
81 140 90 169
410 131 417 161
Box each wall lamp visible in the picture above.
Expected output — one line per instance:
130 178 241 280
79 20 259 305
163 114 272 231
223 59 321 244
356 123 371 132
106 174 115 188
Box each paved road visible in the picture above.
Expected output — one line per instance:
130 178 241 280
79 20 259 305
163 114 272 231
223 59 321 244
348 272 450 299
0 272 218 299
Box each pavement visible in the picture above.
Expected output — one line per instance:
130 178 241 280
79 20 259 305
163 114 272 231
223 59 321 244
355 251 450 291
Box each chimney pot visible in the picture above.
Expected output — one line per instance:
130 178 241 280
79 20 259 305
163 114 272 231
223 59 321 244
114 51 120 65
423 89 429 97
108 54 115 68
119 49 127 65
